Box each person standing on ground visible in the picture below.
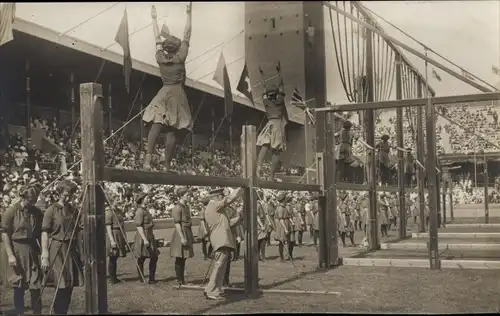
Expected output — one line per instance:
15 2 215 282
203 187 243 300
170 187 194 286
1 186 42 315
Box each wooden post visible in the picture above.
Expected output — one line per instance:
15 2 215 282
365 26 379 251
80 83 108 314
441 167 448 225
229 116 233 157
241 125 259 296
424 83 440 269
483 153 489 224
211 107 215 153
25 59 32 144
70 71 76 141
436 167 442 228
395 54 406 239
325 113 338 266
139 90 144 151
107 84 113 137
303 1 331 267
416 78 426 233
449 178 454 221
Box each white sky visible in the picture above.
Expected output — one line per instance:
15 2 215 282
15 1 500 105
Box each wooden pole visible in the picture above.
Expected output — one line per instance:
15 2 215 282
325 113 338 266
442 167 448 225
241 125 259 296
395 53 406 239
416 78 426 233
483 153 489 224
139 90 144 151
304 1 332 267
449 177 454 222
70 71 76 141
25 59 32 144
80 82 108 314
424 79 440 269
365 26 379 251
108 84 113 137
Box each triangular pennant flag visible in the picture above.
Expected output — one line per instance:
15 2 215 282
34 161 40 172
213 52 234 116
236 63 254 104
115 9 132 93
291 87 304 103
432 69 442 82
0 3 16 47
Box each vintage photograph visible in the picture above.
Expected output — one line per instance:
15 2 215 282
0 1 499 314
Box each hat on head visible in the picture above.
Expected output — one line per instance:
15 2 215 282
201 195 210 205
342 120 353 130
276 192 287 202
175 186 189 196
209 188 224 196
19 185 39 200
162 35 181 53
135 192 148 204
56 180 78 195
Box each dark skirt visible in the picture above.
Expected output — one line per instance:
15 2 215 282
106 228 127 257
6 240 41 289
132 231 159 258
169 226 194 259
142 84 193 131
44 239 83 289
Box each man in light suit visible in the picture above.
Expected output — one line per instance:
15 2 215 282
203 187 243 300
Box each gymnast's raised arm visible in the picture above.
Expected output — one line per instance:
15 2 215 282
183 2 192 43
151 5 161 46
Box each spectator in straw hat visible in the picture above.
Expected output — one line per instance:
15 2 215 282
1 185 42 315
170 186 195 286
203 187 243 300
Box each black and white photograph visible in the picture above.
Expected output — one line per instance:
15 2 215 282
0 1 499 314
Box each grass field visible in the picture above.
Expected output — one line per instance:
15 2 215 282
1 228 499 314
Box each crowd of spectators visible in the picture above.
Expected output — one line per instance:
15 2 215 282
1 102 499 220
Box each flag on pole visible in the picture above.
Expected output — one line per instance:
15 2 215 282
213 52 234 116
432 69 442 82
115 9 132 93
291 87 304 103
0 3 16 47
236 63 254 104
492 65 500 76
461 70 474 81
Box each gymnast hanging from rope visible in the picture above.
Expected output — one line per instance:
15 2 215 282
256 62 289 180
142 3 193 172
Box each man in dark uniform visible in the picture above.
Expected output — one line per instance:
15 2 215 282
203 187 243 300
256 76 288 180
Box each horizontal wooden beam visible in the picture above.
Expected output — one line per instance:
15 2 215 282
316 92 500 112
103 167 249 188
438 151 500 162
323 1 494 93
256 180 322 192
336 183 418 193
